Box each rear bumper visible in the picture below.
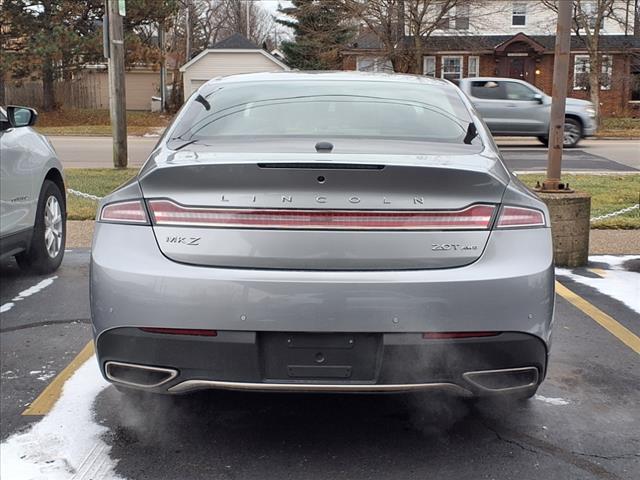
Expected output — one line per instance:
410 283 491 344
91 223 554 395
96 328 547 396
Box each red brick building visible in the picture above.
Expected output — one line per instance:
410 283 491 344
341 32 640 117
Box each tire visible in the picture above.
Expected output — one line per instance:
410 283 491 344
15 180 66 274
563 117 582 148
537 136 549 146
537 118 582 148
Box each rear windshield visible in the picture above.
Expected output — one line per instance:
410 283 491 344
168 80 478 148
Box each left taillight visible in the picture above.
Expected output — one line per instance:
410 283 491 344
495 205 546 229
99 200 149 224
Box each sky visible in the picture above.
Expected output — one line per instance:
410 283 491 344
260 0 292 16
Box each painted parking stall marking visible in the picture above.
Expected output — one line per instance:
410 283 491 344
0 276 58 314
555 282 640 355
1 352 122 480
23 341 94 416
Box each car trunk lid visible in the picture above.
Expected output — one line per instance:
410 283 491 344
139 151 508 270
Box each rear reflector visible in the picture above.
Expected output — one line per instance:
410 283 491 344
496 206 546 228
100 200 148 224
147 200 496 230
422 331 500 339
139 327 218 337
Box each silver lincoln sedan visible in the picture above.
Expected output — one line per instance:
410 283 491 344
90 72 554 400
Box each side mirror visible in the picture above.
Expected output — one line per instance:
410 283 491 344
533 93 544 104
7 106 38 128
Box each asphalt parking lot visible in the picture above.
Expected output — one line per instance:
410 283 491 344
1 251 638 479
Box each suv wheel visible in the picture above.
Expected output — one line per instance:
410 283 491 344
537 118 582 148
563 118 582 148
15 180 66 274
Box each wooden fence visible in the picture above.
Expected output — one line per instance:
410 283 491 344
5 73 109 110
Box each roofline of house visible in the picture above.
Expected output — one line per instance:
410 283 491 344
341 47 639 56
180 49 290 72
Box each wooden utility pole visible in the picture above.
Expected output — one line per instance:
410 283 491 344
541 0 572 192
106 0 128 168
159 23 166 112
536 1 591 268
185 1 191 61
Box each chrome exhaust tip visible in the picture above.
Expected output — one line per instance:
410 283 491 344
462 366 539 393
105 361 178 389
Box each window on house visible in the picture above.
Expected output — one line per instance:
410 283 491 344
631 61 640 101
441 56 463 82
600 56 612 90
455 4 470 30
423 56 436 77
578 2 605 30
512 2 527 26
437 15 450 30
573 55 612 90
356 56 393 73
573 55 590 90
468 56 479 78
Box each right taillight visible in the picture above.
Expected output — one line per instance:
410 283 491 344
99 200 149 224
496 206 546 229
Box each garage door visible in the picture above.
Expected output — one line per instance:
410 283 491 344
190 80 208 95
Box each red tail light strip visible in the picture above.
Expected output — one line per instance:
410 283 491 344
147 200 496 230
496 206 546 228
140 327 218 337
100 200 148 224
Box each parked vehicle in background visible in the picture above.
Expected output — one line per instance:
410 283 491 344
91 72 554 401
458 77 597 148
0 106 66 273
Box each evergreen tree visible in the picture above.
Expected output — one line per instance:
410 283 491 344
2 0 104 111
277 0 354 70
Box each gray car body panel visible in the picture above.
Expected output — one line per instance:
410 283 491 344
458 77 597 137
90 72 554 393
0 107 64 257
91 223 554 342
138 153 509 270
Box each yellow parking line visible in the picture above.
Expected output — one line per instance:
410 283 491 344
587 268 607 278
22 341 94 416
556 281 640 355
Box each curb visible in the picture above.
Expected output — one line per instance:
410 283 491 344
594 136 640 140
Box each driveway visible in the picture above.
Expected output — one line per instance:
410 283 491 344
1 251 639 479
49 136 640 172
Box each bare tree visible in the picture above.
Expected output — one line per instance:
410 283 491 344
162 1 279 110
342 0 509 73
341 0 412 72
541 0 631 120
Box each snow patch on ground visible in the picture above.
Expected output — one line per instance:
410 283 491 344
556 255 639 314
1 276 58 315
12 276 58 302
0 358 123 480
534 395 570 406
0 302 15 313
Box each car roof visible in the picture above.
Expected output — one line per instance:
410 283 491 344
202 70 453 88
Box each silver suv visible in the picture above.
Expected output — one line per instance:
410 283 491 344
458 77 597 148
0 106 66 273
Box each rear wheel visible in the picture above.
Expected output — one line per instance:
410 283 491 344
16 180 66 274
563 118 582 148
537 118 582 148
